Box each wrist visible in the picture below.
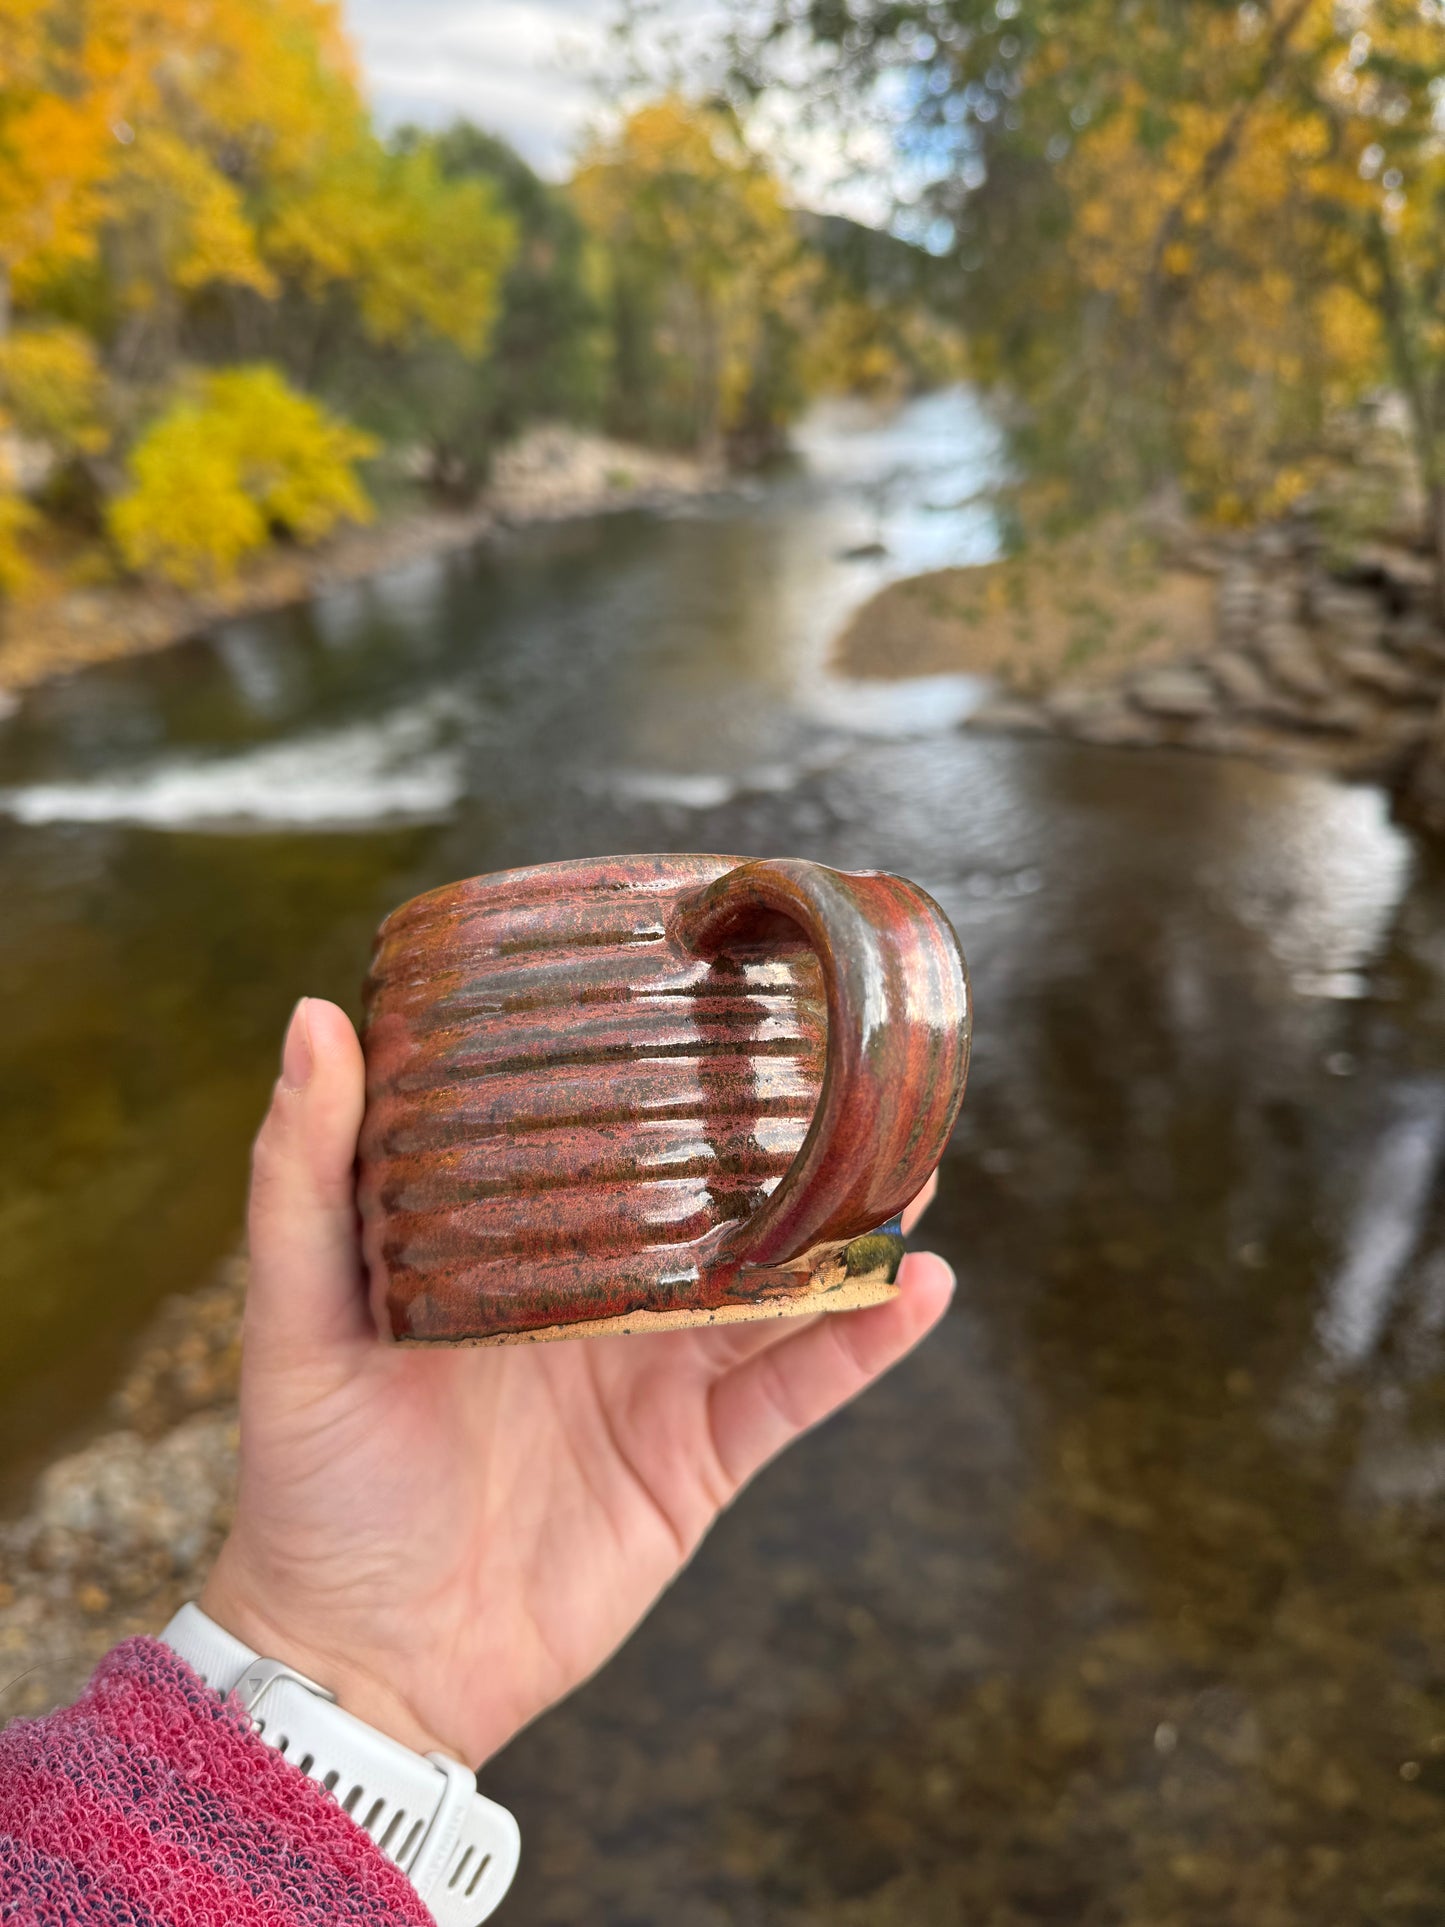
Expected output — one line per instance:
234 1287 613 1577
200 1550 455 1762
162 1594 522 1923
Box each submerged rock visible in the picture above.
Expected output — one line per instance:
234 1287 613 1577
32 1415 237 1575
0 1254 245 1721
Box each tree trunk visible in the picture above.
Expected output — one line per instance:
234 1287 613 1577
694 293 724 469
1367 221 1445 629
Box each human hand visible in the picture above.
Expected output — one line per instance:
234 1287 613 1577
202 998 954 1766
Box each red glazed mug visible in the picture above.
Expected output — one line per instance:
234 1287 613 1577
359 853 970 1344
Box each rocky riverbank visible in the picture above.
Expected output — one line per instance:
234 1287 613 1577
838 511 1445 823
0 1258 244 1722
0 427 716 703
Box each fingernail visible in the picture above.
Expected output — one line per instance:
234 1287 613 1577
280 999 314 1091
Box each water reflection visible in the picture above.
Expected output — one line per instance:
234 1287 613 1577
1317 1090 1445 1370
805 669 989 735
474 733 1445 1922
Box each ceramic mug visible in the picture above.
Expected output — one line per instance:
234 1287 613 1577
359 853 970 1344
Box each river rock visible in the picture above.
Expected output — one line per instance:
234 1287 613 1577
488 425 715 521
1045 685 1162 747
1045 685 1104 729
1253 692 1372 737
1216 567 1262 642
1303 695 1377 736
1389 612 1445 670
29 1413 237 1576
1342 712 1436 784
1307 583 1384 641
1257 577 1306 628
1208 650 1274 712
1252 624 1333 703
1336 646 1432 704
1128 666 1218 721
1068 695 1166 747
111 1257 245 1432
1349 542 1435 600
1187 718 1302 761
1252 527 1299 564
1401 710 1445 830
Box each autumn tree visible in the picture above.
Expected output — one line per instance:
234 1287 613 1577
726 0 1445 603
797 211 965 399
107 365 375 586
1301 8 1445 616
428 124 604 441
0 0 136 336
574 97 819 458
0 0 516 385
331 123 603 496
0 0 517 580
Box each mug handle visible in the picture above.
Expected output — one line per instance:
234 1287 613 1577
670 858 970 1269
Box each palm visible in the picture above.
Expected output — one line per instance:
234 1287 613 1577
202 1000 952 1766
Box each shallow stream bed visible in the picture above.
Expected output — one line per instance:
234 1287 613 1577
3 392 1445 1919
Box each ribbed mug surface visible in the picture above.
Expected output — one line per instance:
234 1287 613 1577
359 853 969 1343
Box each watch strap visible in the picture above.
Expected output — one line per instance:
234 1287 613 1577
161 1604 519 1925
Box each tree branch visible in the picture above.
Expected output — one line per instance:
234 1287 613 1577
1142 0 1315 312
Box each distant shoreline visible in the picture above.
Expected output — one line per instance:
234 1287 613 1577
0 427 717 705
831 510 1445 798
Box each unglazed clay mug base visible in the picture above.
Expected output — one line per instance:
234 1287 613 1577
359 854 970 1345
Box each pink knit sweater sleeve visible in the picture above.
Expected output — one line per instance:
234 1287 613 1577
0 1636 437 1926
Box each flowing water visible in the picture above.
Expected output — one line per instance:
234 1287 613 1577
4 390 1445 1919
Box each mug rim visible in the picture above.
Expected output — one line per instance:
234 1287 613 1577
377 851 746 936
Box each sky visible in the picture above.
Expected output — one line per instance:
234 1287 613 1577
342 0 636 176
341 0 898 222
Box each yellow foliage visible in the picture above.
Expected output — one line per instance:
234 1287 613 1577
0 490 35 593
267 144 514 354
0 325 106 454
1 0 511 364
0 0 119 290
112 424 266 587
576 100 794 297
574 97 816 447
802 291 965 402
1027 0 1436 521
111 129 278 304
108 365 376 587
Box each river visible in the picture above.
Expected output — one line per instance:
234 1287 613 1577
3 390 1445 1918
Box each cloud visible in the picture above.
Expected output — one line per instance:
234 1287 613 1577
341 0 901 218
344 0 614 173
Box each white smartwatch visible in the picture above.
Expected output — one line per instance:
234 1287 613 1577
161 1603 520 1925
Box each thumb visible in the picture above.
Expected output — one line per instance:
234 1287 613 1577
246 997 371 1358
